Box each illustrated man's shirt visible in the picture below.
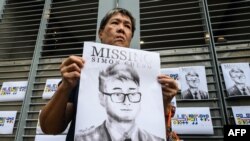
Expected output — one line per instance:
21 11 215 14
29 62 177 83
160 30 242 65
182 88 208 99
237 85 250 95
227 85 250 96
74 121 165 141
106 121 137 141
189 89 201 99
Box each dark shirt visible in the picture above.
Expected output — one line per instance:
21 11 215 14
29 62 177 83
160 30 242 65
66 82 79 141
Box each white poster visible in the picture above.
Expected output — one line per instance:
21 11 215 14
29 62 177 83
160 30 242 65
35 135 66 141
42 79 61 99
172 107 214 134
180 66 209 100
0 81 28 102
221 63 250 97
0 111 17 134
232 106 250 125
75 42 166 141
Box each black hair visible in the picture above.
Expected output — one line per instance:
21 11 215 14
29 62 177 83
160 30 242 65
99 8 136 37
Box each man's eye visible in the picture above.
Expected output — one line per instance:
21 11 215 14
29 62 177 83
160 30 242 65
125 25 131 29
112 22 118 25
115 93 122 96
129 93 136 96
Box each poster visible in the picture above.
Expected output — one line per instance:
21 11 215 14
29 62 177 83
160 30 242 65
232 106 250 125
35 135 66 141
180 66 209 100
0 111 17 134
75 42 166 141
42 79 61 99
171 107 214 134
0 81 28 102
221 63 250 97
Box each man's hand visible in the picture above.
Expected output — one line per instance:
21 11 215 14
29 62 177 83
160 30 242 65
158 74 178 104
60 55 85 89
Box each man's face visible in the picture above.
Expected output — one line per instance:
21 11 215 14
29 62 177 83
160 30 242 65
231 72 246 84
101 78 141 122
186 75 200 88
99 13 133 48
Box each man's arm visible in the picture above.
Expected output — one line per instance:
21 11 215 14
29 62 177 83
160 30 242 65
158 74 178 114
39 56 84 134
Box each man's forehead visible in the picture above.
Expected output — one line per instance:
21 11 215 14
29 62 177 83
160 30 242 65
109 13 132 23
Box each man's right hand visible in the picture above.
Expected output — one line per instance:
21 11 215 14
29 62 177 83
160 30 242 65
60 55 85 89
40 55 84 134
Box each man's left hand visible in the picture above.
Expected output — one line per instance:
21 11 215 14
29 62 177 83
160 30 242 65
158 74 178 104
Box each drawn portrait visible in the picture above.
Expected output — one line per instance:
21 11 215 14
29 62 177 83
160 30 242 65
180 66 209 100
221 63 250 97
74 42 166 141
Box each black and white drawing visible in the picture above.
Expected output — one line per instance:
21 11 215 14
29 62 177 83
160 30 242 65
74 42 166 141
180 66 209 100
221 63 250 97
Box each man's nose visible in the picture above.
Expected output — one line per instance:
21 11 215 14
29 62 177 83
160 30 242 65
123 95 130 105
117 24 125 34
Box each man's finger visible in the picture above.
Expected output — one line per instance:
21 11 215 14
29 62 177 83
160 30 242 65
61 56 84 68
61 63 82 74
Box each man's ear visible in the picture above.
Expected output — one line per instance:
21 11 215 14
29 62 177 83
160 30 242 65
99 93 105 107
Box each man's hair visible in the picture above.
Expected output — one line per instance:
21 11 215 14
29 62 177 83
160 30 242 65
99 8 136 37
229 68 244 78
99 63 140 92
185 71 199 80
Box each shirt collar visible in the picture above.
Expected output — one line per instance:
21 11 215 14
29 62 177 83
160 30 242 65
105 120 138 141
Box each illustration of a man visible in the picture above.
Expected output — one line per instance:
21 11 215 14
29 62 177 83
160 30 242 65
75 63 164 141
227 68 250 96
182 71 208 99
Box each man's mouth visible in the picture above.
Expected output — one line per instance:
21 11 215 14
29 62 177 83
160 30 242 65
115 36 125 41
120 109 132 111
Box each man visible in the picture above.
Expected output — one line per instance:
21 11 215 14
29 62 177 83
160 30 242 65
227 68 250 96
182 71 208 99
75 63 164 141
39 8 178 141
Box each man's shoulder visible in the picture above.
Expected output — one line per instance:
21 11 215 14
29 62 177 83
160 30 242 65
138 128 165 141
182 89 190 94
228 85 237 91
227 85 240 96
247 86 250 91
74 124 104 141
199 89 208 94
198 90 208 99
182 89 192 99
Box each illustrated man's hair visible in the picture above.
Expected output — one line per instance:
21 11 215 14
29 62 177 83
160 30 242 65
229 68 244 78
99 63 140 92
98 8 136 37
185 71 199 80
